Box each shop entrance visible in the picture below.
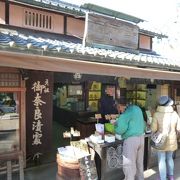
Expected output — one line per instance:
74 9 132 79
51 73 118 157
29 71 175 174
51 73 166 178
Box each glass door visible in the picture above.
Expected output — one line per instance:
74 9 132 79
0 92 20 153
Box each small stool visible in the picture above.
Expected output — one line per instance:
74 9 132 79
0 151 24 180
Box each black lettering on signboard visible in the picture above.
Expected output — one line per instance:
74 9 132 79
79 155 98 180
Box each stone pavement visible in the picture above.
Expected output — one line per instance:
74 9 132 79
1 156 180 180
144 156 180 180
0 162 57 180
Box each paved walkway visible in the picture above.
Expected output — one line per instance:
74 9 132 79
0 162 57 180
1 156 180 180
144 156 180 180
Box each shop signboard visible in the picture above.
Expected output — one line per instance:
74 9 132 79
26 71 53 156
70 140 98 179
79 155 98 180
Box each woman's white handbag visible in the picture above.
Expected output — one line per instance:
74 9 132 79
150 131 168 150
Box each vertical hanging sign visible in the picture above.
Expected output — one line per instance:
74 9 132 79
26 71 53 156
31 79 49 146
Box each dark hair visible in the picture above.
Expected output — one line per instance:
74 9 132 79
117 98 127 105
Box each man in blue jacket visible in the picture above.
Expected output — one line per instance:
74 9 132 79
99 85 118 123
115 104 145 180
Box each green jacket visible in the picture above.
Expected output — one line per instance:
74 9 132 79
115 105 145 139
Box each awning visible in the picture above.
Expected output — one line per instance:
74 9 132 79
1 50 180 81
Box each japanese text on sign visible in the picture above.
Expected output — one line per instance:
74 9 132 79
32 79 49 146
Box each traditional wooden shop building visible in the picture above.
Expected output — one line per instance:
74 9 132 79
0 0 180 178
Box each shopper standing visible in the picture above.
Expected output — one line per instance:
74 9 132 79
99 85 118 123
151 96 180 180
115 104 146 180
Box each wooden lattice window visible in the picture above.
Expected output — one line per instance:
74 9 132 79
0 73 20 87
24 10 52 30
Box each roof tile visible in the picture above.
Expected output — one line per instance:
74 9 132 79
0 28 179 71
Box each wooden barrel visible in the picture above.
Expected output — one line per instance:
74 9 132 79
56 154 80 180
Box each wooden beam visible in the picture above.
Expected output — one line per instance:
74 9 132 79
0 67 19 73
64 15 67 35
0 151 23 160
7 161 12 180
20 80 26 168
5 0 9 25
0 50 180 81
0 87 26 92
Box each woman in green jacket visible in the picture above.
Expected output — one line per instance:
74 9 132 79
115 104 146 180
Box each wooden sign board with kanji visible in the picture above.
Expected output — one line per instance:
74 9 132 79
78 155 98 180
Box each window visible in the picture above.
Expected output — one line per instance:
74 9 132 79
24 9 52 30
68 85 83 96
0 68 25 169
0 92 20 153
139 34 152 50
54 84 84 111
0 72 20 87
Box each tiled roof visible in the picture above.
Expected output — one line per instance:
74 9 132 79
139 22 168 38
11 1 168 39
0 27 179 71
13 1 144 23
11 0 85 16
81 3 144 24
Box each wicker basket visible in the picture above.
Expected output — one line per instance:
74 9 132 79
56 154 80 180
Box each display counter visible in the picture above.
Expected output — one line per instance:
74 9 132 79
88 140 124 180
76 117 96 139
53 105 95 127
88 134 152 180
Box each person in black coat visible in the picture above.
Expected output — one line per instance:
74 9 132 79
99 86 118 123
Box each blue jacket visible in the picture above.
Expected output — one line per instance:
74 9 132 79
99 95 118 123
115 105 145 139
99 95 117 115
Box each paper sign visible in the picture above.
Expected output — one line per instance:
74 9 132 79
95 123 104 134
